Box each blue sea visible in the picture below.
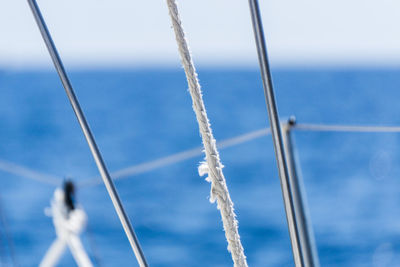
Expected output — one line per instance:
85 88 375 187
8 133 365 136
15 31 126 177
1 67 400 266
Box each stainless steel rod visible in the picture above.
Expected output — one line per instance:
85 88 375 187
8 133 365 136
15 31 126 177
27 1 148 266
247 0 303 265
283 118 320 267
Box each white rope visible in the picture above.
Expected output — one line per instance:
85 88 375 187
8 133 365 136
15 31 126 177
80 128 271 187
166 1 248 266
294 123 400 133
40 188 93 267
0 159 61 186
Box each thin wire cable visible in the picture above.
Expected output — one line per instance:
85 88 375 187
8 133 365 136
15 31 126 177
218 128 270 149
0 160 61 186
0 127 273 188
294 123 400 133
3 123 400 188
248 0 303 265
80 128 271 187
282 120 320 267
27 0 148 265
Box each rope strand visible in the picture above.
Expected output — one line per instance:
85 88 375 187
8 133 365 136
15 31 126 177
166 1 248 266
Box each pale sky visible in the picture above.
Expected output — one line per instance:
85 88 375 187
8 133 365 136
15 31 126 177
1 0 400 68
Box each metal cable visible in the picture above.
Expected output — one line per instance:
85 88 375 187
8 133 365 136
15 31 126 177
248 0 303 265
0 160 61 186
27 0 148 265
0 128 270 188
80 128 271 187
2 123 400 188
294 123 400 133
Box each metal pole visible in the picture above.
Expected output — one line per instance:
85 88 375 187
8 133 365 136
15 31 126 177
283 117 320 267
247 0 303 265
27 1 148 266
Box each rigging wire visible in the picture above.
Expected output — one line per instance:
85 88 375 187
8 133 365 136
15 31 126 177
0 121 399 263
27 0 148 265
2 123 400 188
294 123 400 133
0 128 270 188
80 127 271 187
247 0 304 264
0 160 61 186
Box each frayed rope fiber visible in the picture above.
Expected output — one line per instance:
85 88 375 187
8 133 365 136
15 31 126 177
166 1 248 266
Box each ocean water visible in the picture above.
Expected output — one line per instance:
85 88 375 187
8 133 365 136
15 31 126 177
0 68 400 266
